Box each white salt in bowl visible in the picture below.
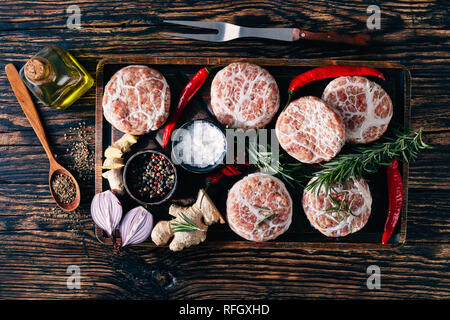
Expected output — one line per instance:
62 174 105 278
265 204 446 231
171 119 227 174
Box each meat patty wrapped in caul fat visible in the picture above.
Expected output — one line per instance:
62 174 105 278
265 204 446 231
226 173 292 241
103 65 170 135
302 176 372 238
322 76 393 144
210 62 280 130
275 96 345 164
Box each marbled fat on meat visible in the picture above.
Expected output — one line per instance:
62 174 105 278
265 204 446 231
227 173 292 241
302 176 372 237
275 96 345 164
210 62 280 129
103 65 170 135
322 76 393 144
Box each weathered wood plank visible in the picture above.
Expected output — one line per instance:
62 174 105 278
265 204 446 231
406 131 450 189
0 143 96 184
406 188 450 242
0 0 447 31
0 183 93 234
0 231 448 299
0 27 448 62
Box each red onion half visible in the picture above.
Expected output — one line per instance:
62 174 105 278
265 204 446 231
90 190 122 238
120 206 153 247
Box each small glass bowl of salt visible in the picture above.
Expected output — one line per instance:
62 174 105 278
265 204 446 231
171 119 227 173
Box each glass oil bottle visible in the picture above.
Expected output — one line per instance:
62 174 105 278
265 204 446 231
19 45 94 110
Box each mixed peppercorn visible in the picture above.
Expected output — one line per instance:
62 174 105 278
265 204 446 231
128 152 176 203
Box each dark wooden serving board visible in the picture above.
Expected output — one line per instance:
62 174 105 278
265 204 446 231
95 56 410 249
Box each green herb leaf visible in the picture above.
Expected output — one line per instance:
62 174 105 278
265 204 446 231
325 194 355 222
306 128 432 196
256 212 276 225
171 212 205 233
249 203 276 225
246 132 306 187
250 204 274 213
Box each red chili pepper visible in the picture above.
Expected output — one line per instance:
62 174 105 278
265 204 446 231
222 165 243 176
285 65 385 108
206 164 242 185
205 171 225 185
162 66 215 148
382 159 404 244
205 162 252 185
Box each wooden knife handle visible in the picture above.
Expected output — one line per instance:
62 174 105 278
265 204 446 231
5 63 55 161
293 28 370 46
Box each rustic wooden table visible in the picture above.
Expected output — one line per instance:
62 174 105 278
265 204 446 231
0 0 448 300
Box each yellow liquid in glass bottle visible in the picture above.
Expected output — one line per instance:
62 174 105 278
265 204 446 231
20 45 94 110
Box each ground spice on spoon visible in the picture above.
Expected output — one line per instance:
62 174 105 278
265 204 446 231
51 173 76 204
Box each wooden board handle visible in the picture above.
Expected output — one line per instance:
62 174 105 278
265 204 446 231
5 63 55 162
293 28 370 46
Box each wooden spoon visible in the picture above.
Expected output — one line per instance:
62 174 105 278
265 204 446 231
5 63 81 211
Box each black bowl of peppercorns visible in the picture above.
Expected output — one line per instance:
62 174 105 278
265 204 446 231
123 150 178 205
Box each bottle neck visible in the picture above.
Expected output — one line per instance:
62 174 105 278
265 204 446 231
24 57 53 84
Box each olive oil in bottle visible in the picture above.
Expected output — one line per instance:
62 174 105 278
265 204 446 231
20 45 94 110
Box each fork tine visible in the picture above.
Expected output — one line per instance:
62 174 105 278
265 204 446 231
164 33 222 42
163 20 222 30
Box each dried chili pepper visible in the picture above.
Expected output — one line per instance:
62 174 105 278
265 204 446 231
206 164 244 185
382 159 404 244
162 66 216 148
205 158 252 185
285 65 385 108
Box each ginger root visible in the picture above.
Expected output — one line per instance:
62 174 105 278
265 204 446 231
102 169 124 195
102 133 137 193
151 189 225 251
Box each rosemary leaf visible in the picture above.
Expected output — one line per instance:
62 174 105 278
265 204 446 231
246 137 306 187
306 128 432 195
249 203 277 225
250 204 274 213
256 212 276 225
325 194 354 222
171 212 205 233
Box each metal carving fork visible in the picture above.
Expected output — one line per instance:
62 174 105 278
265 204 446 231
164 20 370 46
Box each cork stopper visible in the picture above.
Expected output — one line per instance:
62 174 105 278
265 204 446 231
24 58 48 81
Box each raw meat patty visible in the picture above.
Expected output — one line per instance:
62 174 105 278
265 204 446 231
302 176 372 237
227 173 292 242
103 65 170 135
210 62 280 129
322 76 393 144
275 96 345 164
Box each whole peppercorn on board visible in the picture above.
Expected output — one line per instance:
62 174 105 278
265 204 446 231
95 56 411 249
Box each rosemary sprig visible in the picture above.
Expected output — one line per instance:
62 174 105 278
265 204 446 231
256 212 276 225
247 139 305 187
171 212 205 233
325 194 355 222
306 128 432 195
249 204 276 225
250 204 274 212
